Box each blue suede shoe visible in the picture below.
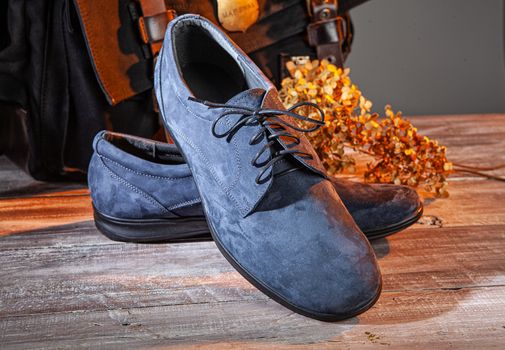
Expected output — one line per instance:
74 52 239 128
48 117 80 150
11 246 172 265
89 131 423 243
151 14 382 321
88 131 210 242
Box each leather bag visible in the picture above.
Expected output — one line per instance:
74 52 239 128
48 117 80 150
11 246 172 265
0 0 368 180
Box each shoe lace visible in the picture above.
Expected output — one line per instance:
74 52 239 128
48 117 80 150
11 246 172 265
188 97 325 184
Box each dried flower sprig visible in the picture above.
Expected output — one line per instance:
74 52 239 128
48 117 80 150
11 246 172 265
279 59 452 196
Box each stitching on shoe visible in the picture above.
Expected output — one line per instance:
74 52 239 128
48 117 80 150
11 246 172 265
222 114 242 192
97 151 191 180
98 154 200 212
178 200 202 209
98 156 170 214
167 197 201 211
158 68 251 215
161 63 266 217
160 117 248 214
171 87 243 195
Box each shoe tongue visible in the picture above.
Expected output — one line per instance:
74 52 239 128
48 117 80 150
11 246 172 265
225 88 266 109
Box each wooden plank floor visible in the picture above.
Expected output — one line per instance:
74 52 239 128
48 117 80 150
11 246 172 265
1 114 505 349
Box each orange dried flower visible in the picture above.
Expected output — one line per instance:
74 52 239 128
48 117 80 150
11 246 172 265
279 59 452 196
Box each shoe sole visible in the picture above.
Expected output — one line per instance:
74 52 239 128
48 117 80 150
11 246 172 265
93 207 211 243
93 203 423 243
365 204 424 240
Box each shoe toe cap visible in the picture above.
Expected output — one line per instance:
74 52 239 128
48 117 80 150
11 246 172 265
354 183 422 234
297 244 382 320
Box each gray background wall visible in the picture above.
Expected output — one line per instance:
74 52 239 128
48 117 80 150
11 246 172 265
345 0 505 116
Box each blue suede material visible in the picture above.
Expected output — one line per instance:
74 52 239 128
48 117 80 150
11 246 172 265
153 14 381 318
329 179 421 233
88 131 200 219
87 131 421 234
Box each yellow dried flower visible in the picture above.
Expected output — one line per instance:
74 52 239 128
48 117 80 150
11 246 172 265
279 59 453 196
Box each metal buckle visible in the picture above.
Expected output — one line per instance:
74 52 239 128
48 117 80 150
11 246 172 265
307 0 338 20
305 0 351 65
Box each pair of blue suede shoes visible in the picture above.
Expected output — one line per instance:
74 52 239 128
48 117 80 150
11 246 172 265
88 15 422 322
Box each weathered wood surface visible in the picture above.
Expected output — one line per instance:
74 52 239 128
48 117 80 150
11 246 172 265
1 114 505 349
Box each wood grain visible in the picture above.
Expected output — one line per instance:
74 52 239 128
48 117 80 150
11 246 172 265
0 114 505 349
0 194 92 235
1 223 504 318
1 287 504 349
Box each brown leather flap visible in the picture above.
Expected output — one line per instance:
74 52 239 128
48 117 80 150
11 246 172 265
74 0 152 105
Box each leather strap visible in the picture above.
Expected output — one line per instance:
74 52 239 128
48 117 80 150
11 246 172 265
307 0 345 65
136 0 176 57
